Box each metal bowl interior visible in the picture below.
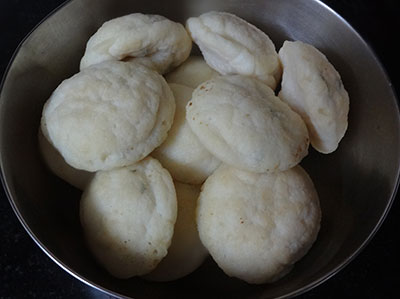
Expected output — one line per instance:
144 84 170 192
0 0 399 298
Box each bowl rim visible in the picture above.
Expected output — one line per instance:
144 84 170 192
1 0 399 298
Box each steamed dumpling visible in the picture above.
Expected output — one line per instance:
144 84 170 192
41 61 175 171
80 13 192 74
279 40 349 153
186 75 309 173
197 164 321 284
80 157 177 278
186 11 281 89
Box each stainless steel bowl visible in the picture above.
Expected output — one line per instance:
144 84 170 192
1 0 399 298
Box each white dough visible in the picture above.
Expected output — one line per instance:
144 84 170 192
165 56 219 89
197 164 321 284
41 61 175 172
80 13 192 74
186 75 309 173
145 182 208 281
186 11 281 89
278 40 349 153
80 157 177 279
152 83 220 184
38 129 93 190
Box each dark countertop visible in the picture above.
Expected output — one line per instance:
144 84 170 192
1 0 399 298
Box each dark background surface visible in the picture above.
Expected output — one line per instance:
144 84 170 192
0 0 399 298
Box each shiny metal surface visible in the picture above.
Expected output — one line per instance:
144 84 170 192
0 0 399 298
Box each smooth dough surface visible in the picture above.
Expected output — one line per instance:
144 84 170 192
38 129 93 190
41 61 175 172
165 56 219 89
186 11 281 89
80 13 192 74
152 83 220 184
197 164 321 284
278 40 349 153
186 75 309 173
145 182 208 281
80 157 177 279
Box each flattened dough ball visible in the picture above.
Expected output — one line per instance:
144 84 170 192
38 129 93 190
186 11 281 89
41 61 175 172
278 40 349 153
197 164 321 284
145 182 208 281
186 75 309 173
165 56 219 89
80 157 177 279
153 83 220 184
80 13 192 74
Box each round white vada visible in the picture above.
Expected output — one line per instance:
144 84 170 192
152 83 220 184
80 157 177 279
41 60 175 172
186 75 309 173
186 11 281 89
197 164 321 284
145 182 208 281
278 40 349 153
80 13 192 74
